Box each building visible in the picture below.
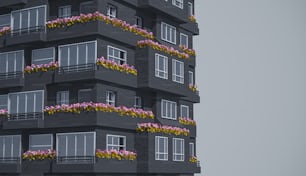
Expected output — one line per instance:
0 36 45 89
0 0 200 175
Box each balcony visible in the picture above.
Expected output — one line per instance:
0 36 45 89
0 72 24 88
47 20 143 46
0 0 27 8
5 26 47 46
44 110 154 130
54 64 137 88
181 21 200 35
2 112 44 130
138 0 189 23
0 158 21 174
52 157 136 173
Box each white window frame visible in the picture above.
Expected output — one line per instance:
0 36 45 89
29 134 53 150
172 59 184 84
0 95 8 110
188 2 194 16
172 0 184 9
161 22 177 44
134 96 142 109
56 91 69 105
107 45 127 65
188 71 194 85
106 134 126 151
0 135 22 162
32 47 55 65
155 136 168 161
155 53 168 79
56 131 96 163
8 90 44 118
189 142 195 157
107 4 117 18
58 5 71 18
135 16 143 28
106 91 116 106
173 138 184 161
180 33 188 47
0 50 24 75
58 40 97 67
0 14 10 29
180 105 189 118
11 5 47 33
161 99 177 120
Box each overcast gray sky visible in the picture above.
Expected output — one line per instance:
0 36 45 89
194 0 306 176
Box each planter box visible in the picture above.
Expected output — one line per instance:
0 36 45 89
94 158 137 173
0 162 21 173
22 160 52 174
2 118 44 130
24 71 54 85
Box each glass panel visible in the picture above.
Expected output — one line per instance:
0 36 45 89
35 91 43 112
27 93 35 113
38 7 45 26
159 138 165 153
60 47 69 67
0 54 6 73
67 135 75 156
0 138 3 158
76 134 85 156
7 53 16 72
78 44 86 65
9 94 18 114
21 11 28 30
4 137 12 157
0 14 10 28
12 12 20 30
57 135 66 157
85 133 94 156
15 51 23 72
172 103 176 119
18 94 26 114
29 9 37 28
69 45 78 66
12 136 20 157
87 42 95 63
0 95 7 109
32 48 54 63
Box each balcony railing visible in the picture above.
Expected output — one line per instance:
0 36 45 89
57 156 95 164
0 157 20 164
57 64 96 74
8 112 43 121
10 26 45 36
0 71 23 80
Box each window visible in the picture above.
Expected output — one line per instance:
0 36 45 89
106 91 116 106
80 1 96 14
180 33 188 47
161 99 177 120
134 96 142 109
0 135 21 163
78 89 92 102
189 142 195 157
155 136 168 160
173 138 184 161
135 16 143 28
107 4 117 18
29 134 53 150
56 91 69 105
0 95 8 110
188 71 194 85
57 132 96 163
106 135 126 151
8 90 44 119
58 5 71 18
180 105 189 118
0 14 10 29
0 50 24 76
155 54 168 79
161 22 176 44
59 41 97 67
32 47 55 65
11 5 46 34
188 2 194 16
172 0 184 9
172 59 184 84
107 46 127 65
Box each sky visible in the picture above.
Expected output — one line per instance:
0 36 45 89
194 0 306 176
